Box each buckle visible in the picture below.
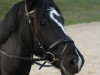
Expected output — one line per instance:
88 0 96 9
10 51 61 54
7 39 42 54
45 52 58 63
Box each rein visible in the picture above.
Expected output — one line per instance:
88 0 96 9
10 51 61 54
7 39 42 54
0 39 70 69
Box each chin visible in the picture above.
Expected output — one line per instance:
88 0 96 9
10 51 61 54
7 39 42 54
61 70 73 75
61 70 79 75
60 64 80 75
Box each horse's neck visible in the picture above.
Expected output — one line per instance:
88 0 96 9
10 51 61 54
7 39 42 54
0 2 23 45
0 2 33 75
0 1 32 53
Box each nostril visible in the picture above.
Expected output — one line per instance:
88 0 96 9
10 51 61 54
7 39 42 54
69 58 78 66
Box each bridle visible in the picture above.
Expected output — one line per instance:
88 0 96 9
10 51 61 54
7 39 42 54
0 2 74 70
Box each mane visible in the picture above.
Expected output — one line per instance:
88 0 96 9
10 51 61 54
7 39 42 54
35 0 61 17
0 1 23 44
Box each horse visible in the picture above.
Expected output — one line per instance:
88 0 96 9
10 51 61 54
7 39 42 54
0 0 84 75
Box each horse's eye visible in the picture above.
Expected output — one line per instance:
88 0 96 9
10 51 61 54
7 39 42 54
41 21 47 26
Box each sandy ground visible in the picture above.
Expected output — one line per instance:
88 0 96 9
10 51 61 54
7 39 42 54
30 22 100 75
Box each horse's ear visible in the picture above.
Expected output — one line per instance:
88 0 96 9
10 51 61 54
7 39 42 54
25 0 39 11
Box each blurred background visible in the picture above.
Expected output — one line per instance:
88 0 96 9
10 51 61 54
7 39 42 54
0 0 100 25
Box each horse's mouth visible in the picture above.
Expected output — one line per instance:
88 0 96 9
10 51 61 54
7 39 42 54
60 64 74 75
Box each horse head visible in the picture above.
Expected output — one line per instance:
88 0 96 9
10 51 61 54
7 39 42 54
25 0 84 75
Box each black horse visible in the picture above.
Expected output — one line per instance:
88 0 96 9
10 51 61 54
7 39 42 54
0 0 84 75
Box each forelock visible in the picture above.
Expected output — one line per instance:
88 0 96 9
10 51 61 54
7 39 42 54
35 0 61 15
